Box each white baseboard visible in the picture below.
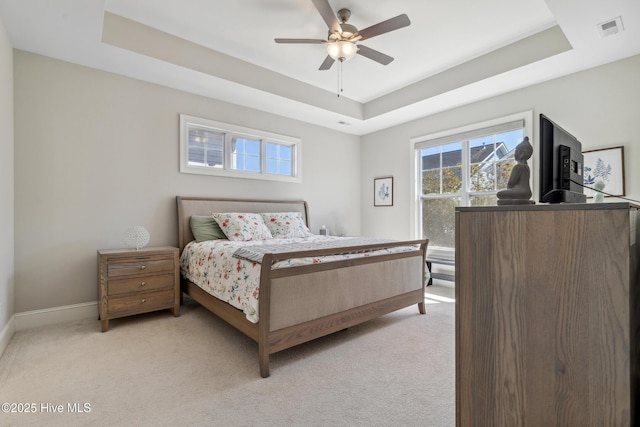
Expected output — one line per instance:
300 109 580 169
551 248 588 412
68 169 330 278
0 315 16 359
14 301 98 331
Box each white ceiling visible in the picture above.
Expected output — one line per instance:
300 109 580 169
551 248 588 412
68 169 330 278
1 0 639 135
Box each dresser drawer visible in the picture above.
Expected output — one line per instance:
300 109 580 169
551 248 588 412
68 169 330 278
107 289 175 317
108 273 174 296
107 257 174 278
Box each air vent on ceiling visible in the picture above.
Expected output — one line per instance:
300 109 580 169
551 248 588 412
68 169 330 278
597 16 624 38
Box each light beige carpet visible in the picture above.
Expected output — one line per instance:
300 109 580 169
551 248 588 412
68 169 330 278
0 292 455 427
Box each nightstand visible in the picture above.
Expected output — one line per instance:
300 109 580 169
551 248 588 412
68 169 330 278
97 246 180 332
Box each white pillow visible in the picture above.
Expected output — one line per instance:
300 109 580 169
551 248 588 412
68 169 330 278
261 212 313 238
212 213 273 241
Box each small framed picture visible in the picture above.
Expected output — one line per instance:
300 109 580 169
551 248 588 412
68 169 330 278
583 146 625 198
374 177 393 207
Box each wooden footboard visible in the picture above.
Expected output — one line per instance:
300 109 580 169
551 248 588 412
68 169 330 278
177 196 428 377
256 240 427 377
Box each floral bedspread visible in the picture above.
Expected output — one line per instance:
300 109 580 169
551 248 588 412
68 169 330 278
180 235 418 323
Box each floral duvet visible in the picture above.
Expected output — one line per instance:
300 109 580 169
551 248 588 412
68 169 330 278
180 235 417 323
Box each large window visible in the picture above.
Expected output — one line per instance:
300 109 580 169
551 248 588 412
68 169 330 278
180 114 301 182
413 113 531 252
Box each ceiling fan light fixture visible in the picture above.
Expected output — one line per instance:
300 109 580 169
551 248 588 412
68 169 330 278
327 40 357 61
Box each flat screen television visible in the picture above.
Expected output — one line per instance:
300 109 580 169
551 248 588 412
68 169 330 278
539 114 586 203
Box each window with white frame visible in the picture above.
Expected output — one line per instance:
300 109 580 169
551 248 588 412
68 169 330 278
412 113 531 252
180 114 301 182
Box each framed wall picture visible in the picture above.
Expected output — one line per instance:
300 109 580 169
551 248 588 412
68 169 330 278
583 146 625 198
374 176 393 206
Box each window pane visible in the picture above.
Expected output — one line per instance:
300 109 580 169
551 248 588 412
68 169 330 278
187 127 223 168
188 146 204 165
266 144 277 158
469 163 496 192
442 166 462 193
279 160 291 175
441 142 462 167
266 143 292 159
422 198 460 249
266 159 292 175
266 159 276 174
422 169 441 195
231 136 260 172
421 142 462 195
265 142 293 176
469 137 496 191
246 140 260 156
245 156 260 172
235 156 244 169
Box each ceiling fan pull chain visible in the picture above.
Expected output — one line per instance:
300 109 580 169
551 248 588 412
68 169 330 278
341 60 344 96
337 59 347 97
337 60 342 97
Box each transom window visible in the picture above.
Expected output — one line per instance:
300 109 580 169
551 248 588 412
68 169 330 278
412 113 532 252
180 114 301 182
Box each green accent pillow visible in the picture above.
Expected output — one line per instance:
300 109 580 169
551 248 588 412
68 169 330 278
190 215 227 243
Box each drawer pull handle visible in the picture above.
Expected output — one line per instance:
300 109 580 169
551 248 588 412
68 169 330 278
141 298 146 304
140 281 146 287
139 265 147 270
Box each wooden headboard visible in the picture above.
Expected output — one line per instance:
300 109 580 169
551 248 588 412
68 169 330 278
176 196 310 252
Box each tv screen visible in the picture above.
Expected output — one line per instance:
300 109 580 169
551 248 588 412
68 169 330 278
539 114 586 203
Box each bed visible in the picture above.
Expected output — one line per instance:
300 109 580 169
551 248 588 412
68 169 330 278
177 196 428 377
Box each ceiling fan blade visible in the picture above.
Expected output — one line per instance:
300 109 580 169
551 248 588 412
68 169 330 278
311 0 341 35
356 14 411 41
357 45 394 65
274 38 325 44
319 55 335 70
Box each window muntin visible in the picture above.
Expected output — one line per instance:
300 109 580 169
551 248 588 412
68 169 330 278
180 114 301 182
414 117 528 251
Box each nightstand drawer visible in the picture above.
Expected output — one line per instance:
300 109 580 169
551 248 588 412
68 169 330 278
108 273 174 296
107 257 174 278
107 289 175 316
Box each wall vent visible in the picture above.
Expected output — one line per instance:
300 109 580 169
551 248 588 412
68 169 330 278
598 16 624 38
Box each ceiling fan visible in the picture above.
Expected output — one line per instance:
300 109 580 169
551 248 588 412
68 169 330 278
274 0 411 70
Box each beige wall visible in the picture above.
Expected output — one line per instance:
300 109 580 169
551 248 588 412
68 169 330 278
13 51 361 313
0 18 14 331
12 49 640 313
360 54 640 239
